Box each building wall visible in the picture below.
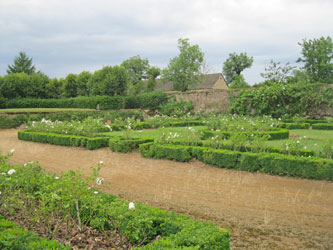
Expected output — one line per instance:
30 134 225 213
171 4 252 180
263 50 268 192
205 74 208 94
212 77 228 90
169 89 231 112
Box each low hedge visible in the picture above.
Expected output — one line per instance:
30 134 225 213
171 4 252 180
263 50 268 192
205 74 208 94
279 123 311 129
200 129 289 141
109 137 154 153
312 123 333 130
0 114 26 129
140 143 333 181
0 216 70 249
282 119 327 125
18 131 110 150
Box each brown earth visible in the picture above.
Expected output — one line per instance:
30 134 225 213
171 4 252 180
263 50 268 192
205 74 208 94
1 129 333 249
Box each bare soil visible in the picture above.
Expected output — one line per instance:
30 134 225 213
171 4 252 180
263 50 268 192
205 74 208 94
1 129 333 249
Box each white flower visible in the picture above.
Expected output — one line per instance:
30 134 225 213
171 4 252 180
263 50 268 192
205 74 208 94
96 177 104 185
7 169 16 175
9 149 15 154
52 193 58 198
54 176 60 180
94 191 98 194
24 163 27 167
1 173 6 175
129 202 135 210
304 146 307 150
99 161 104 165
303 136 307 139
296 141 300 144
278 118 281 121
314 143 317 146
0 191 1 195
88 187 91 190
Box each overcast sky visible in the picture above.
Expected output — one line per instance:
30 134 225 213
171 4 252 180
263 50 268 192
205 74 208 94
0 0 332 85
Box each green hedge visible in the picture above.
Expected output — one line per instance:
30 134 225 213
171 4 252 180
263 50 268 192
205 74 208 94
109 137 154 153
140 143 333 181
18 131 111 150
312 123 333 130
282 119 328 125
200 129 289 141
7 96 125 110
0 114 26 129
280 123 311 129
0 217 70 250
125 92 168 110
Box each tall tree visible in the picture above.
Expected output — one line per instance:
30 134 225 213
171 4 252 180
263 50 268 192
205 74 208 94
260 60 296 84
297 36 333 83
7 51 36 75
121 55 149 85
63 73 78 98
162 38 204 92
222 52 253 84
145 66 160 92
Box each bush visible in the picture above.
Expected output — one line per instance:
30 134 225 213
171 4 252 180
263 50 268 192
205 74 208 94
139 143 333 181
312 123 333 130
0 97 7 109
0 114 27 129
125 92 168 110
109 137 154 153
7 96 125 110
0 218 70 250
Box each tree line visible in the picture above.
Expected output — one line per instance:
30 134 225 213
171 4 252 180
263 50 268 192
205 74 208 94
0 36 332 100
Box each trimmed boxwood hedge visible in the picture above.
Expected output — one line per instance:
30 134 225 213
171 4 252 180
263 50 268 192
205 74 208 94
109 137 154 153
139 143 333 181
200 129 289 141
279 122 311 129
312 123 333 130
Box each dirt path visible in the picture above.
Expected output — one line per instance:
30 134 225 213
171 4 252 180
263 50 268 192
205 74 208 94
1 129 333 249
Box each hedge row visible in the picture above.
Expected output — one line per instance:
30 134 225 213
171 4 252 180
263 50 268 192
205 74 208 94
109 137 154 153
18 131 110 150
282 119 328 125
3 92 168 111
0 216 70 249
167 139 315 157
0 110 144 129
312 123 333 130
139 143 333 181
200 129 290 141
279 122 311 129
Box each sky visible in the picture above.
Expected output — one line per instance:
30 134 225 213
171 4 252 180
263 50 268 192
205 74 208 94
0 0 332 85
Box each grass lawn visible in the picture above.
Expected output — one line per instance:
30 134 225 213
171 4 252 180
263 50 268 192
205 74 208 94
0 108 97 114
264 129 333 155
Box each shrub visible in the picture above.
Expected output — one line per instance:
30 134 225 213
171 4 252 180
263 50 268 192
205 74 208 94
109 137 154 153
312 123 333 130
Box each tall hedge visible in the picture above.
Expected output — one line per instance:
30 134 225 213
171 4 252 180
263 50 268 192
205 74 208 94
125 91 168 110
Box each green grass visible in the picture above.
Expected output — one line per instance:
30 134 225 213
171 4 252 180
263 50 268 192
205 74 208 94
0 108 96 113
264 129 333 155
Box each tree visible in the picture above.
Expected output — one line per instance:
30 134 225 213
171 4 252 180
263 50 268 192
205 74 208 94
76 71 92 96
63 73 78 98
0 73 29 98
297 36 333 83
26 72 50 98
7 51 36 75
121 55 149 85
229 74 249 88
89 66 128 96
222 52 253 84
260 60 296 84
162 38 204 92
145 66 161 92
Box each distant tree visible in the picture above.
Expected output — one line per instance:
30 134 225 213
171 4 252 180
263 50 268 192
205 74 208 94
222 52 253 84
229 74 249 88
89 66 128 96
260 60 296 84
76 71 92 96
7 51 36 75
63 73 78 98
46 78 63 98
26 72 50 98
0 73 29 98
162 38 204 92
145 66 161 92
121 55 149 85
297 36 333 83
